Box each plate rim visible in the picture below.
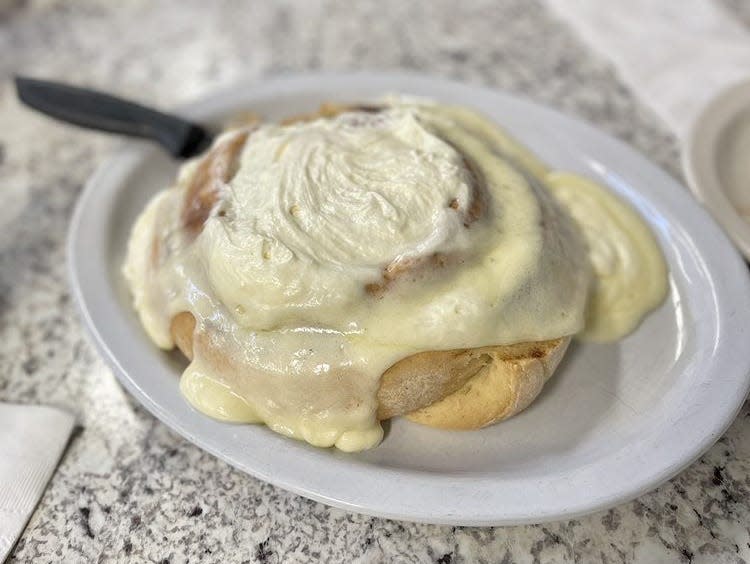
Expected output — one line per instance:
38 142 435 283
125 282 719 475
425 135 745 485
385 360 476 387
682 78 750 260
68 71 750 525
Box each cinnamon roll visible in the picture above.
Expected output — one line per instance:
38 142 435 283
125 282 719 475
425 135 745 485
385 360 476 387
123 99 667 451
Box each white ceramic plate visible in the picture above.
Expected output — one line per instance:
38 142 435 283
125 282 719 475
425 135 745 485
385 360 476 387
69 72 750 525
683 79 750 261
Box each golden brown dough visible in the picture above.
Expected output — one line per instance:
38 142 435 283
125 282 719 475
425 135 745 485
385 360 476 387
181 130 249 236
405 337 569 429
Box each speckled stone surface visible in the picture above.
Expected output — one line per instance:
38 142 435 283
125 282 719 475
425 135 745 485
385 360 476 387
1 1 748 562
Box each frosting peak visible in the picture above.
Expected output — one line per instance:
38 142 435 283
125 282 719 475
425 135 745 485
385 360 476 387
203 108 480 329
229 109 473 267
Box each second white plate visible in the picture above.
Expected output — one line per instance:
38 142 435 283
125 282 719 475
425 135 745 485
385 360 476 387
69 72 750 525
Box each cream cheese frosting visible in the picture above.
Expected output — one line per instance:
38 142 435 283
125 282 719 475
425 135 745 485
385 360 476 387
123 100 667 451
203 109 479 332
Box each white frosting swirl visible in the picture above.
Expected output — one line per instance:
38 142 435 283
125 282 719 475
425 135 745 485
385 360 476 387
202 109 476 329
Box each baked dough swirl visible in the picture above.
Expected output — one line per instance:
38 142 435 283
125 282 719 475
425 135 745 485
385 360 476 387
124 100 666 451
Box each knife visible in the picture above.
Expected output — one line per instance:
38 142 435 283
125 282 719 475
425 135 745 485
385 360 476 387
14 76 212 158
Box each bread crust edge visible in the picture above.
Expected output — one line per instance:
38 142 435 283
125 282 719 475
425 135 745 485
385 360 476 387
169 311 569 430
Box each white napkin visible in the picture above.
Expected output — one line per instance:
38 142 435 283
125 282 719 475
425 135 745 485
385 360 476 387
544 0 750 137
0 403 75 561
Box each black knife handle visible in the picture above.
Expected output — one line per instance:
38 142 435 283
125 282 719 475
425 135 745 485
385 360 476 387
15 76 212 158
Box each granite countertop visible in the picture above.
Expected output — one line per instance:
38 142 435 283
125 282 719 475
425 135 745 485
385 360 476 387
1 1 748 562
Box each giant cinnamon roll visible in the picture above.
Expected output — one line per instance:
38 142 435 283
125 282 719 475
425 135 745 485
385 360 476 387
123 99 667 451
